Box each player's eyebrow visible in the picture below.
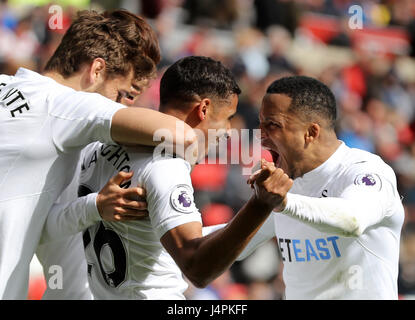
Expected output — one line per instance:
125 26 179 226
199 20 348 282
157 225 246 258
260 113 283 122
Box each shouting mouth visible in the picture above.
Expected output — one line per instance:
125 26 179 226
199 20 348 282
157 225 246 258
270 150 281 168
262 144 281 168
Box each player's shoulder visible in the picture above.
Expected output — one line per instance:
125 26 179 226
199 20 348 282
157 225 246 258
142 153 192 185
3 68 74 112
14 69 119 104
11 68 67 92
341 145 393 174
337 143 397 188
123 146 159 173
0 73 13 84
148 153 191 171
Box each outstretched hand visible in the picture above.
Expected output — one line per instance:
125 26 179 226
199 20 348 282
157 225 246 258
247 159 293 212
96 171 149 221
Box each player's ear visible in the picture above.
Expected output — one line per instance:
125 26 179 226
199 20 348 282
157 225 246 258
88 58 106 85
305 122 320 144
196 98 210 121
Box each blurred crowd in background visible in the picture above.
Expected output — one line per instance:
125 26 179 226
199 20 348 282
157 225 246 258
3 0 415 300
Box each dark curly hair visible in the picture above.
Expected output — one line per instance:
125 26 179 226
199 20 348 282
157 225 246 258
266 76 337 128
159 56 241 107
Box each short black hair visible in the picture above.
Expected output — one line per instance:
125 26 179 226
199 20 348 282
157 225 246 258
266 76 337 128
159 56 241 107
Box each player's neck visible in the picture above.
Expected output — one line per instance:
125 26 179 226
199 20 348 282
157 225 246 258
42 71 84 91
160 108 188 123
160 102 203 129
301 136 342 176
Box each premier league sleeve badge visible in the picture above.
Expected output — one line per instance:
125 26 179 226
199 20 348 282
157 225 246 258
170 185 195 213
354 173 382 191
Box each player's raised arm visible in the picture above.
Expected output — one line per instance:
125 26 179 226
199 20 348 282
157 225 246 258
159 161 292 288
42 10 198 163
277 169 397 237
200 221 277 261
111 107 198 163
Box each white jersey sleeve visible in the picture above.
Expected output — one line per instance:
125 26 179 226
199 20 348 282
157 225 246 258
141 157 202 239
39 192 101 244
48 90 124 151
281 162 399 237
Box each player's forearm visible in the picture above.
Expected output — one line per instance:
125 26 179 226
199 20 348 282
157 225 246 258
184 196 273 287
40 193 101 244
281 192 385 237
110 108 198 163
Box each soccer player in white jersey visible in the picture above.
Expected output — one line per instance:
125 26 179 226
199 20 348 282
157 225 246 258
36 10 159 300
240 76 405 299
0 10 197 299
40 56 293 299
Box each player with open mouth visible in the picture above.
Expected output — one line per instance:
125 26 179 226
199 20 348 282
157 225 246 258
242 75 404 299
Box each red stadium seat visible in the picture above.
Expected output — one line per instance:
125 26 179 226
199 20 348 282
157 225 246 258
191 163 229 191
202 203 234 226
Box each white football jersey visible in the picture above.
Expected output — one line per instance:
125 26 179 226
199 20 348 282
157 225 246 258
79 142 202 299
239 142 404 299
0 68 123 299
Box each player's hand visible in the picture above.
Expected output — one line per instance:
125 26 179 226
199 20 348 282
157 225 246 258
247 159 293 212
96 171 149 221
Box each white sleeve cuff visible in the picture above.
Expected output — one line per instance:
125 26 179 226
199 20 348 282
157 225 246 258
86 192 102 225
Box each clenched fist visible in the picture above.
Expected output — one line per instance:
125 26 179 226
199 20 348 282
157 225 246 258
247 159 293 212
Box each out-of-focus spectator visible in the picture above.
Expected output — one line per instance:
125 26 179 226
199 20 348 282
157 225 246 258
183 0 239 29
235 27 269 81
185 270 248 300
266 25 297 74
253 0 298 35
0 0 17 30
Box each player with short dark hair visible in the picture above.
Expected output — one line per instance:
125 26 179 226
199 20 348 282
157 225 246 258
266 75 337 128
159 55 241 107
241 75 404 299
